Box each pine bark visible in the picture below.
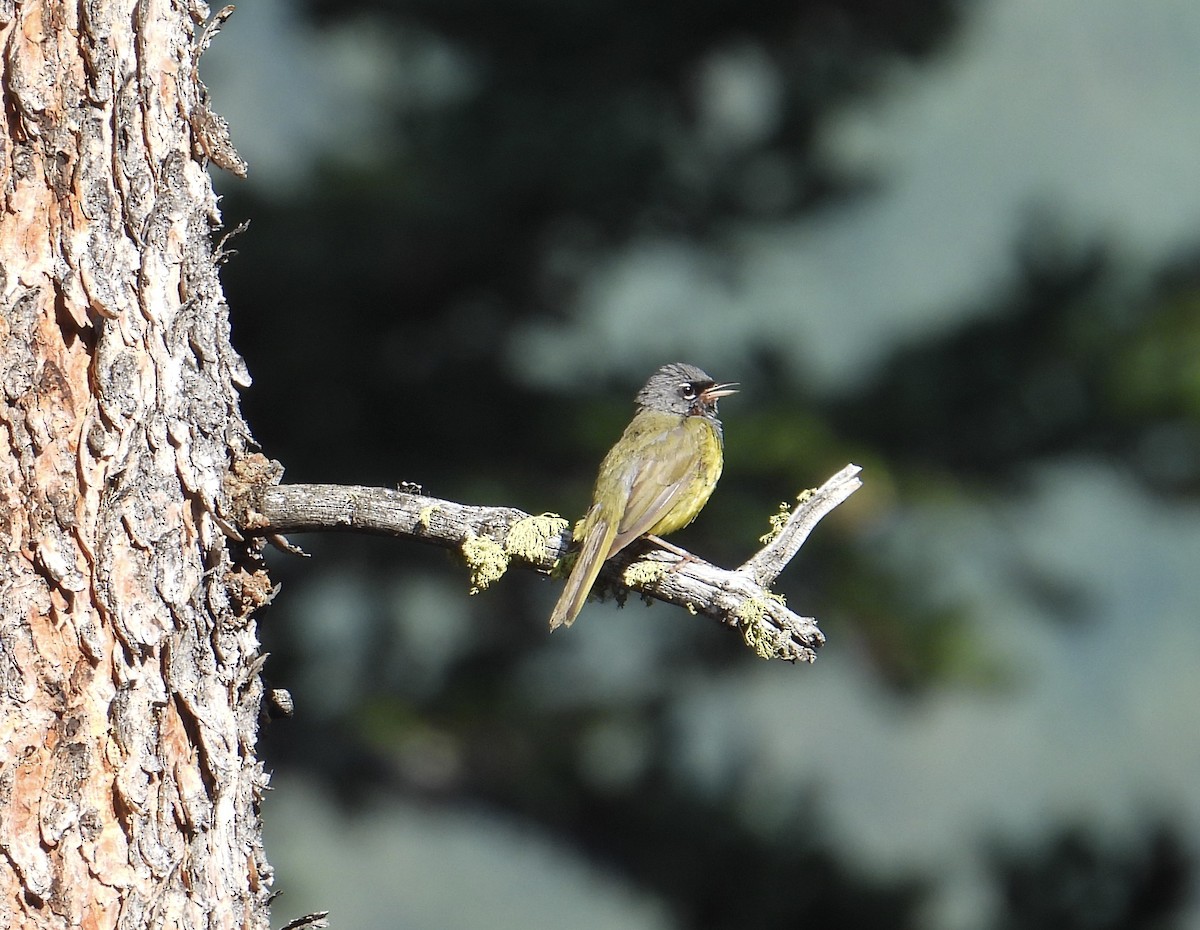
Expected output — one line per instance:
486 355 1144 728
0 2 271 927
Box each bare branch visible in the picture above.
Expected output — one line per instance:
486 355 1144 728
240 465 862 663
738 463 864 586
278 913 330 930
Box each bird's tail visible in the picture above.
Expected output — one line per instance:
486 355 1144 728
549 516 617 630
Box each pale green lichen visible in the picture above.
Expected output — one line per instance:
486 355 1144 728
758 486 819 546
621 559 668 590
417 504 439 531
505 513 569 565
460 534 509 594
758 501 791 545
735 592 790 660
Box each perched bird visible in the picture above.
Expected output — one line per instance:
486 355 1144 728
549 362 737 630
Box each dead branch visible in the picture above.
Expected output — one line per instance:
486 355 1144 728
237 464 863 663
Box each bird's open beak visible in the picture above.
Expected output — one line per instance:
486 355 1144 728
701 382 739 403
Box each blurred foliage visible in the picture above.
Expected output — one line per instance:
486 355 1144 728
264 609 933 928
832 230 1200 495
990 822 1192 930
223 0 962 481
223 0 1200 926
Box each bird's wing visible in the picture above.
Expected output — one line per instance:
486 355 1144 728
550 415 714 629
606 420 705 556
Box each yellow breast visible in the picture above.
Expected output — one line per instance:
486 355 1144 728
642 414 724 537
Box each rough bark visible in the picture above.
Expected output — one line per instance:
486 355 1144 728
0 2 270 928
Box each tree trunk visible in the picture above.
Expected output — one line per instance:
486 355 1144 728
0 2 271 927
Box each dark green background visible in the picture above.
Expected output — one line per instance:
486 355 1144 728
207 1 1200 927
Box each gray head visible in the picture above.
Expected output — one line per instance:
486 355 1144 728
634 362 738 418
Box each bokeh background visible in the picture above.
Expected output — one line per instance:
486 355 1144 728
204 1 1200 927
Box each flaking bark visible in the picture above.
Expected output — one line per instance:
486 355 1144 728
0 3 269 928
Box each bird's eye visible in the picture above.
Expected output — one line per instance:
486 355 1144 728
680 383 697 400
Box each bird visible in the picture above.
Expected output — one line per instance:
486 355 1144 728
549 362 737 630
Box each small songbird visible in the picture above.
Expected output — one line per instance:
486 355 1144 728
549 362 737 630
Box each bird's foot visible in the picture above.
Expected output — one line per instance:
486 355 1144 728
646 535 699 573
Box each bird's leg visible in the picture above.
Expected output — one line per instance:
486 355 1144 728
646 535 700 572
